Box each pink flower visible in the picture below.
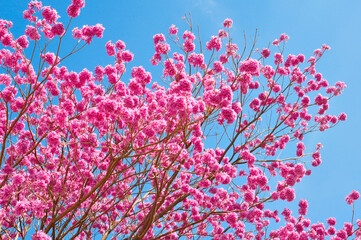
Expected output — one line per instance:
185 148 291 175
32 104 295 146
301 96 310 106
25 25 40 40
296 142 305 157
121 50 134 62
272 84 281 93
12 174 25 185
46 132 60 149
346 190 360 205
41 6 59 24
153 33 165 45
79 68 92 82
206 36 222 52
261 48 271 58
183 30 195 41
116 40 126 50
350 190 360 200
32 231 51 240
327 226 336 235
169 24 178 35
284 188 295 202
272 39 279 46
221 108 237 124
225 212 237 226
105 41 116 56
42 52 56 65
188 53 204 68
338 113 347 121
232 102 242 114
155 42 170 55
223 18 233 28
322 44 331 51
16 35 29 48
219 54 228 64
1 34 12 46
93 24 105 38
297 54 305 63
244 190 254 202
279 33 289 42
239 59 261 76
274 53 283 65
336 230 347 239
298 199 308 215
14 201 27 216
178 79 192 92
213 61 223 73
218 29 228 38
183 39 195 53
67 4 81 18
51 23 65 36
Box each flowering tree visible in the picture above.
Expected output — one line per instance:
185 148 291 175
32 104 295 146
0 1 359 239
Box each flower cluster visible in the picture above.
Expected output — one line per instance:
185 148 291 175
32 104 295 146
0 1 358 240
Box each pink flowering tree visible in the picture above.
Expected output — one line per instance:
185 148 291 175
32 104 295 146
0 1 359 239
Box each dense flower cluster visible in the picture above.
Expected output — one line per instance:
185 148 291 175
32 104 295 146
0 1 358 239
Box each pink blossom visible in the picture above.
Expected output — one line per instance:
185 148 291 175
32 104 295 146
51 23 65 36
105 40 116 56
16 35 29 48
239 59 261 76
67 4 81 18
261 48 271 58
121 50 134 62
219 54 228 64
225 212 237 226
178 79 192 92
188 53 204 68
42 6 59 24
338 113 347 121
213 61 223 73
272 39 279 46
25 25 40 40
328 226 336 235
169 24 178 35
336 230 347 239
116 40 126 50
93 24 105 38
183 39 195 53
182 30 195 41
345 190 360 205
218 29 228 38
32 231 51 240
221 108 237 124
297 54 305 63
274 53 283 65
284 188 295 202
155 42 170 55
298 199 308 215
1 34 12 47
206 36 222 52
301 96 310 106
42 52 57 65
47 132 60 146
153 33 166 45
279 33 289 42
223 18 233 28
79 68 92 82
322 44 331 51
232 102 242 114
244 190 254 202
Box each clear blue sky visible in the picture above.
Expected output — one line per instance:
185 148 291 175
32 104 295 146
1 0 361 232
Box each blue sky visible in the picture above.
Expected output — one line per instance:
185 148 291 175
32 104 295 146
1 0 361 234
